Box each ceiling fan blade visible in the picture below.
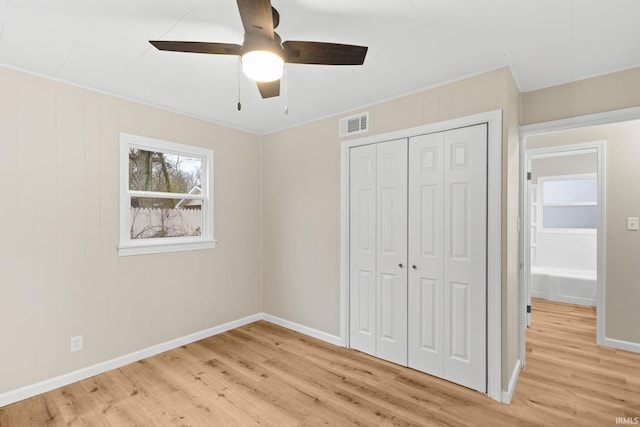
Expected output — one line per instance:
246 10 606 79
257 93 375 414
150 41 242 55
283 41 368 65
236 0 274 39
257 80 280 98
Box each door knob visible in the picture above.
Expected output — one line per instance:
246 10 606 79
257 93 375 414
412 265 417 270
399 263 404 269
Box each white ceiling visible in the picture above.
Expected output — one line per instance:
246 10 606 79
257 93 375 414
1 0 639 134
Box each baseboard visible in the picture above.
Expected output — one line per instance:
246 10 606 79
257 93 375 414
261 313 344 347
501 358 521 404
0 313 262 408
1 312 346 408
604 337 640 354
530 291 596 307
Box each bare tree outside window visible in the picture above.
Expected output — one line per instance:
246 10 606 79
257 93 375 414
128 149 204 239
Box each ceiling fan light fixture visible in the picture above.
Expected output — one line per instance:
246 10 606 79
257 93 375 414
242 50 284 82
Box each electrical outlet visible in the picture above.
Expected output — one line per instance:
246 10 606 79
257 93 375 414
627 217 639 231
70 335 83 352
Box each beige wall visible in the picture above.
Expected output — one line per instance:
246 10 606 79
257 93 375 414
521 67 640 126
531 153 598 183
0 67 263 395
0 64 528 398
261 119 342 334
526 120 640 343
261 67 521 390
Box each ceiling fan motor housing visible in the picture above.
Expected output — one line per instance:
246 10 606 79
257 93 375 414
242 32 284 59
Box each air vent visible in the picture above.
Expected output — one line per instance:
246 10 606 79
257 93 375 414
339 112 369 137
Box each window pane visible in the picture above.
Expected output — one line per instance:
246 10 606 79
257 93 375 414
543 205 596 229
129 149 202 193
542 178 596 204
130 197 202 239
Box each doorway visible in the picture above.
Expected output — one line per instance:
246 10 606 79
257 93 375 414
520 108 640 366
520 138 606 366
519 108 640 366
525 148 600 326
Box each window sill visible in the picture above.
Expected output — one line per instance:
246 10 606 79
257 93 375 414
118 238 217 256
538 228 596 235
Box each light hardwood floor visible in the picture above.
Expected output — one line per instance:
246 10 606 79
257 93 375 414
1 298 639 426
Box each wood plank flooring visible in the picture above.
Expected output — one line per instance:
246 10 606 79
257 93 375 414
1 298 639 426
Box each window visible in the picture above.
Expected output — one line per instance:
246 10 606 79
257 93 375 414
119 133 215 256
539 174 597 231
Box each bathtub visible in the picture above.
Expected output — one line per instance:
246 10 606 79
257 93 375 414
531 266 597 306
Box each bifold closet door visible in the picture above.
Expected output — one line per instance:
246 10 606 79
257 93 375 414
408 124 488 393
349 143 377 356
443 124 487 393
407 131 445 378
349 139 408 365
375 139 408 366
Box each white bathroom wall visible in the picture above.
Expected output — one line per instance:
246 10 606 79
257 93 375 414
535 233 596 271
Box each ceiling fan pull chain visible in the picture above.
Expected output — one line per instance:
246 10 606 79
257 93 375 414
284 65 288 115
237 58 242 111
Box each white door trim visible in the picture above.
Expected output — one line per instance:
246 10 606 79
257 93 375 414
340 109 503 402
517 105 640 365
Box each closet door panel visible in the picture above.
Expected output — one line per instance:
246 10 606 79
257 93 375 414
408 132 445 376
349 144 377 356
443 124 487 393
376 139 408 365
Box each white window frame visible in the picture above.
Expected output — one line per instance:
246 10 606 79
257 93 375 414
119 133 215 256
537 173 597 235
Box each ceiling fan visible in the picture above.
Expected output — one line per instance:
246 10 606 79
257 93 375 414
149 0 368 99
